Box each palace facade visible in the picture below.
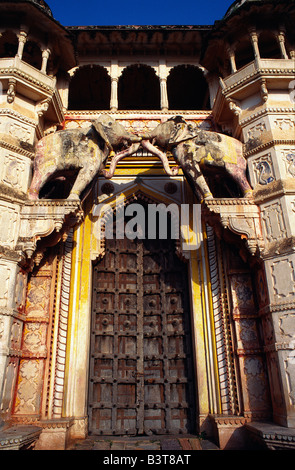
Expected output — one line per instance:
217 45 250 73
0 0 295 450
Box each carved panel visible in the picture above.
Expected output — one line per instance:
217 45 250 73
15 270 27 314
22 323 47 357
0 203 18 248
248 153 275 186
14 359 44 415
1 153 30 193
240 356 271 416
281 149 295 178
261 201 287 243
246 121 267 140
271 258 295 299
13 254 57 417
25 275 52 319
230 273 256 317
9 121 34 145
273 117 295 131
0 358 18 414
0 263 11 308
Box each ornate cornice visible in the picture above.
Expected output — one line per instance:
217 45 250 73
0 67 55 94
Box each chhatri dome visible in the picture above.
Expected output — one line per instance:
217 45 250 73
0 0 53 16
224 0 270 19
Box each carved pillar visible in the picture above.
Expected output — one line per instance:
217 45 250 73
41 48 51 74
227 47 237 74
110 61 119 111
277 30 289 59
249 29 261 60
110 77 118 111
158 61 169 111
16 30 27 60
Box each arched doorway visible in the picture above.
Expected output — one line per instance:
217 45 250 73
88 201 196 436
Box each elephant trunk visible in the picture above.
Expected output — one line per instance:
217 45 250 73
101 142 141 179
141 140 179 176
129 134 142 144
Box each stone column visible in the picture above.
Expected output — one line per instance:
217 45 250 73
16 30 27 60
249 29 261 60
110 77 118 111
110 61 119 111
277 30 289 59
227 47 237 74
158 61 169 111
41 48 51 74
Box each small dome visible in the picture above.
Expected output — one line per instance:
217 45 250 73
223 0 265 19
28 0 52 16
0 0 53 17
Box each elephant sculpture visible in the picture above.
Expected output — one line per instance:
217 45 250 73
139 116 253 200
28 114 141 200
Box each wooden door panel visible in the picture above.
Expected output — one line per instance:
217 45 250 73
89 225 195 436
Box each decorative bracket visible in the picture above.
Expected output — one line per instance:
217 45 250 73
18 199 84 262
202 198 264 257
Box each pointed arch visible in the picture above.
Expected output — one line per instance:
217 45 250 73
0 30 18 58
22 39 42 70
167 65 210 110
68 65 111 110
118 64 160 110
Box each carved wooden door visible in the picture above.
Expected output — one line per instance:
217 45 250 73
88 225 196 436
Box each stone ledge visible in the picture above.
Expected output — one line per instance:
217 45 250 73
0 425 42 450
246 422 295 450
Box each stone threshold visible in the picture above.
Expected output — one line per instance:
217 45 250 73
0 425 42 450
245 422 295 450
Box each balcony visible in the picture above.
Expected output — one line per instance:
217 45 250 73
222 59 295 93
0 56 56 100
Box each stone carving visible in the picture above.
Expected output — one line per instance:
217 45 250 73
19 199 83 260
0 205 18 248
28 114 141 200
256 160 275 185
271 259 295 298
14 360 42 414
285 152 295 177
138 116 253 200
261 201 287 243
3 155 27 191
9 122 32 144
0 264 10 307
203 199 264 256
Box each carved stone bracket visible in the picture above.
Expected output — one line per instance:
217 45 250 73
18 200 84 262
202 198 264 257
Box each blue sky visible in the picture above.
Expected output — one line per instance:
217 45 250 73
48 0 235 26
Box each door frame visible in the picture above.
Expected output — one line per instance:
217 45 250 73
62 176 221 439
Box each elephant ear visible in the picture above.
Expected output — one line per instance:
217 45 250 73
168 123 200 144
92 121 113 152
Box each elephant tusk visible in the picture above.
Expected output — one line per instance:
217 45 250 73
101 142 141 179
141 140 179 176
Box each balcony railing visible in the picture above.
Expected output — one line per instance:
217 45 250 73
0 56 55 90
223 59 295 90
